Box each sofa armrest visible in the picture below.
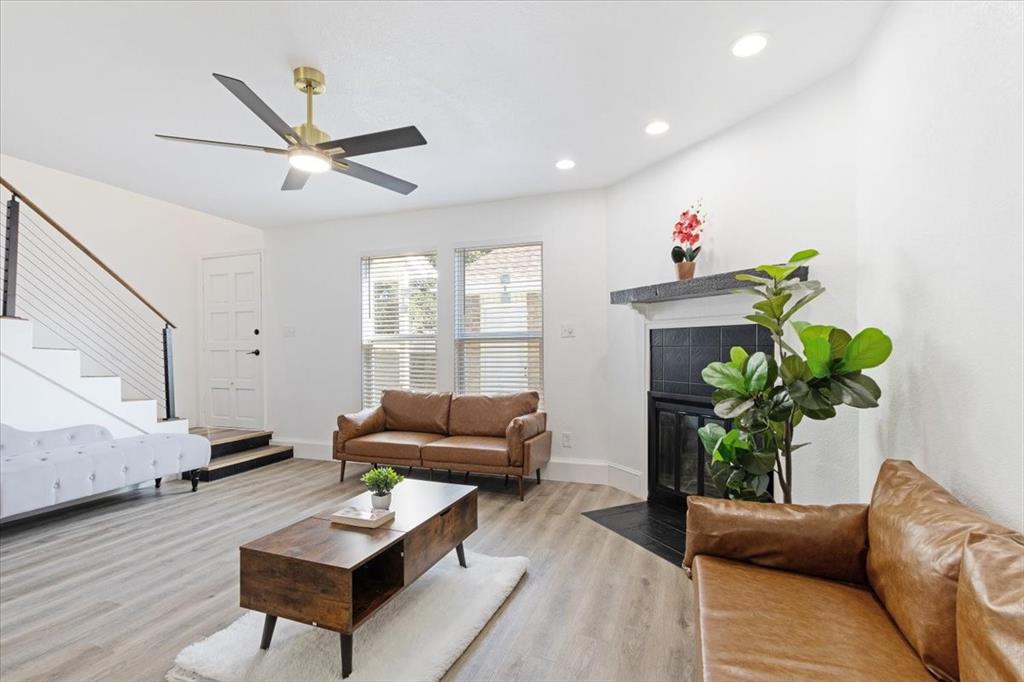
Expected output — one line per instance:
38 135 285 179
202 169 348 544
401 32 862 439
335 406 386 455
506 411 547 466
683 496 869 585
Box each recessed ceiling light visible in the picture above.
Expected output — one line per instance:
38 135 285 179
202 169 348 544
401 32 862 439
731 33 768 58
645 120 670 136
555 159 576 170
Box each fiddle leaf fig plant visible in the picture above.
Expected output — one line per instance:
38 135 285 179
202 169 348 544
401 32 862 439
696 249 892 503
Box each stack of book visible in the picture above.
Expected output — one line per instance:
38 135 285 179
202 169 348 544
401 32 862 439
330 505 395 528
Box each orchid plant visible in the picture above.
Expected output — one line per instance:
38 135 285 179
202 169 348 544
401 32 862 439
696 249 893 503
671 202 706 263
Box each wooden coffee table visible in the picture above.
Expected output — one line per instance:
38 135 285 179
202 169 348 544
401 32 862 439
239 479 478 678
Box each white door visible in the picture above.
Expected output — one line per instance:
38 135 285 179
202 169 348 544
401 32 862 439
202 253 263 428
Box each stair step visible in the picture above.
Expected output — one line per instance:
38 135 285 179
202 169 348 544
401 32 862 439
189 427 274 458
194 445 294 482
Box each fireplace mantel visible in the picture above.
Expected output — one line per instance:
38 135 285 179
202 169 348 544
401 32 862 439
609 266 809 306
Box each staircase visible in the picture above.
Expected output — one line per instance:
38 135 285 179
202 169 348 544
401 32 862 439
188 427 293 481
1 317 187 436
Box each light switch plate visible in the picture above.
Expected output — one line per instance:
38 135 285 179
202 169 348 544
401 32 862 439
560 323 577 339
283 326 297 338
561 432 573 448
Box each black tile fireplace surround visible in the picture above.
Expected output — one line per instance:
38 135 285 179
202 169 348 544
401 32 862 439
648 323 773 508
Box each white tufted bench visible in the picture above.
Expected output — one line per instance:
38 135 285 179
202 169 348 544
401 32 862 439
0 423 211 519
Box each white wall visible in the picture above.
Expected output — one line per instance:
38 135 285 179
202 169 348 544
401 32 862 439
855 1 1024 529
0 154 265 423
605 71 861 503
263 190 614 484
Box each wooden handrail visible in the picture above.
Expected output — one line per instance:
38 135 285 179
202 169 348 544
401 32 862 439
0 176 176 328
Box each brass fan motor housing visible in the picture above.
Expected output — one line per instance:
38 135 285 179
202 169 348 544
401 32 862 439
293 123 330 145
293 66 326 94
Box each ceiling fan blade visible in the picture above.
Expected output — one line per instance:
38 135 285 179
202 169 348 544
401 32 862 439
281 167 310 191
212 73 300 145
334 160 418 195
318 126 426 157
155 134 288 154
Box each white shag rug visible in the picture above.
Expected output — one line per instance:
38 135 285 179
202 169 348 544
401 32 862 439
167 551 528 682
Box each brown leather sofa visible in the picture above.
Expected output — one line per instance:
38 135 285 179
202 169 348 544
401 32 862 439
333 389 552 500
684 459 1023 682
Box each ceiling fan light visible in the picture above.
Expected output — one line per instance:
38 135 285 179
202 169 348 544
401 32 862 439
288 148 331 173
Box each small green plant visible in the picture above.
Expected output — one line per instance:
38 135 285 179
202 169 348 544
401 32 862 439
696 249 893 503
361 466 404 496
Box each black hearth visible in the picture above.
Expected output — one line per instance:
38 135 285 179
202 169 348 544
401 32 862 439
648 324 772 508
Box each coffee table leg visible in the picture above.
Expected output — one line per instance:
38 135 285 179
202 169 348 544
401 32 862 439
340 633 353 678
456 542 467 568
260 615 277 650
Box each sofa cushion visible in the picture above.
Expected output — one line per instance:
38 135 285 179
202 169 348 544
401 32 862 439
693 555 932 682
380 390 451 435
420 436 509 466
344 431 444 460
956 532 1024 682
866 459 1020 681
448 391 539 437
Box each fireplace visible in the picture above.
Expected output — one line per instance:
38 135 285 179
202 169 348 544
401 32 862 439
647 324 773 507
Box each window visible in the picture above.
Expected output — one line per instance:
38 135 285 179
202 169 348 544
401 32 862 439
361 252 438 408
454 243 543 398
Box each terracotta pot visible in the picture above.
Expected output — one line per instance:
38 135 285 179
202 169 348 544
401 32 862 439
675 261 696 280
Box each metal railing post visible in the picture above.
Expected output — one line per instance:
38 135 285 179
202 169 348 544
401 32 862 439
2 195 20 316
163 324 176 420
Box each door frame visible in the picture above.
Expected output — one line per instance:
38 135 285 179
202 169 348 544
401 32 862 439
198 249 266 430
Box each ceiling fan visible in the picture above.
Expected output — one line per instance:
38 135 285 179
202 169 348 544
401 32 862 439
156 67 426 194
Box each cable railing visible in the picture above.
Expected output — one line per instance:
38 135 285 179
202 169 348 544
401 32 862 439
1 177 176 421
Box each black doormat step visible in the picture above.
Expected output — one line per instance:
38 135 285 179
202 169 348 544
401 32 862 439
582 501 686 566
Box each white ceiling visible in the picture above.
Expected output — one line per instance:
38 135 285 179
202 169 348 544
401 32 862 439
0 1 885 229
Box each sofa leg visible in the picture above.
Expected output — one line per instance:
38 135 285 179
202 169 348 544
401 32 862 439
191 470 200 492
447 469 452 481
339 460 347 483
428 469 433 481
518 476 524 501
463 471 470 483
155 477 162 489
536 468 541 484
504 474 509 487
408 466 413 476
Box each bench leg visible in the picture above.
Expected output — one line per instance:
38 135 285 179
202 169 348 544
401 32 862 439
155 477 162 489
260 614 277 650
456 542 467 568
340 633 353 678
536 468 541 484
518 475 524 501
191 470 200 492
339 460 347 483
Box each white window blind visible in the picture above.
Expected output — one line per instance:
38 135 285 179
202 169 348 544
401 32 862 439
361 252 438 408
454 243 543 399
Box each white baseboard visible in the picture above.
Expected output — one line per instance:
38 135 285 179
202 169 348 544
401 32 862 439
274 437 645 498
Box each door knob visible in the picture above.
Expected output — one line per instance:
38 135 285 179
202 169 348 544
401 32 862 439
246 349 261 356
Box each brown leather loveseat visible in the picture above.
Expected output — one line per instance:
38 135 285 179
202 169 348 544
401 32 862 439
684 459 1023 682
334 389 552 500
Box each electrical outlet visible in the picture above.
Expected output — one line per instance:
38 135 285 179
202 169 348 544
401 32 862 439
560 323 577 339
561 432 573 448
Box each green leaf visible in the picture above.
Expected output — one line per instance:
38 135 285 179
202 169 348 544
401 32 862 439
790 320 812 336
735 273 775 286
756 264 799 281
802 405 837 420
779 287 825 323
788 249 819 263
753 473 771 496
833 373 882 408
828 328 852 360
714 397 756 419
744 314 782 334
737 450 778 476
766 386 794 421
839 328 893 372
803 337 833 378
753 292 792 318
729 346 749 369
780 355 811 384
797 324 834 347
744 352 770 392
711 388 742 403
701 362 748 393
789 380 834 411
733 286 772 299
697 423 727 456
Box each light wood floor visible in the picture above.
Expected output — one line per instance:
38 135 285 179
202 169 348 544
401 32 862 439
0 459 694 682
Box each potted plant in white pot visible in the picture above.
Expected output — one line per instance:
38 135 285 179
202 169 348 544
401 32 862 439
360 466 404 510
